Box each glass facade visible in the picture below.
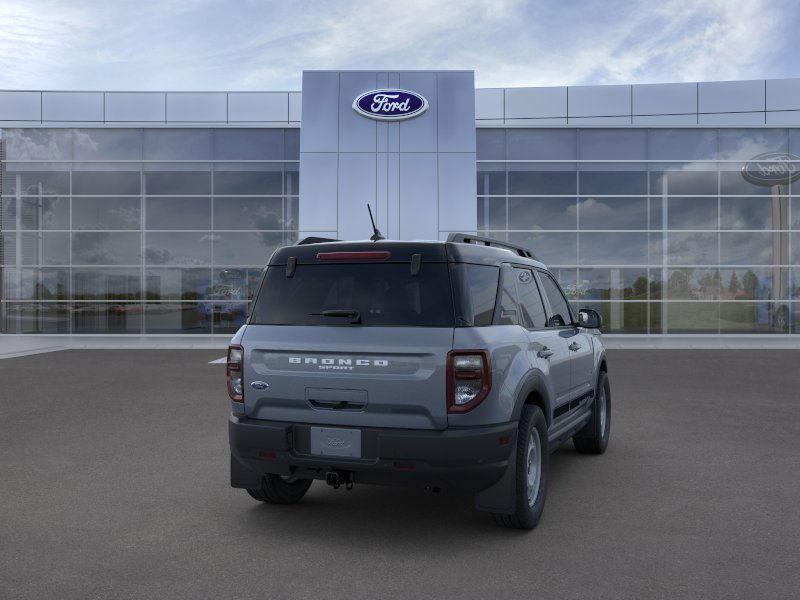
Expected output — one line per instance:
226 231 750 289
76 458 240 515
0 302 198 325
0 128 299 334
2 125 799 335
478 128 800 334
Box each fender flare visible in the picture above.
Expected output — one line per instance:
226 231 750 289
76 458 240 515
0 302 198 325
511 369 553 426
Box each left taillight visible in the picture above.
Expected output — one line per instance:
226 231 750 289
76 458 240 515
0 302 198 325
227 344 244 402
447 350 491 413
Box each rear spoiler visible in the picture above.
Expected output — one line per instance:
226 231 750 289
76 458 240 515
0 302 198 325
297 236 339 245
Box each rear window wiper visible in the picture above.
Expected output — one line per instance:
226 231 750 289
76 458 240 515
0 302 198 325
309 309 362 324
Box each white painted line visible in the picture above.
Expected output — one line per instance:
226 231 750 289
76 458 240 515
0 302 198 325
209 357 227 364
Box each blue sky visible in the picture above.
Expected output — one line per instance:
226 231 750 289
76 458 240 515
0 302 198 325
1 0 798 90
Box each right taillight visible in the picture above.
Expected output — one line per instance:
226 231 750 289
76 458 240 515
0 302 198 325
227 344 244 402
447 350 491 413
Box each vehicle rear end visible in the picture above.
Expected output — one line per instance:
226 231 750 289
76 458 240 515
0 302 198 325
228 241 515 493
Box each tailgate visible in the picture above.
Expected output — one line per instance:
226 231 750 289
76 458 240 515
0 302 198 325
242 325 454 430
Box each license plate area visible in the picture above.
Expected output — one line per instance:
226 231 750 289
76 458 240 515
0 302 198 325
310 427 362 458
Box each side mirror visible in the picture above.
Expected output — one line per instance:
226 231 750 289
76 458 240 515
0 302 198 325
578 308 602 330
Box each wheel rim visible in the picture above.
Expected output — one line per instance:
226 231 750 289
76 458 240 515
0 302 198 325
598 388 607 439
526 427 542 507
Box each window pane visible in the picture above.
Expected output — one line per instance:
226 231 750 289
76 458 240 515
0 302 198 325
579 301 648 334
7 268 69 300
550 267 578 300
72 171 140 195
144 171 211 195
72 232 140 265
285 129 300 159
720 197 784 230
214 129 283 160
20 196 69 230
4 129 72 160
72 197 140 230
719 302 780 333
507 129 576 160
509 197 576 230
213 232 283 265
284 163 299 196
650 169 717 195
9 170 70 195
73 129 141 160
720 232 777 265
668 197 718 230
578 129 646 160
664 302 719 333
579 233 649 265
539 272 571 326
579 171 647 195
648 129 718 161
146 268 212 301
145 197 211 230
666 268 720 300
143 129 213 160
213 303 249 333
718 129 788 160
72 303 142 333
720 168 774 195
477 197 506 230
19 232 70 265
666 232 718 265
577 268 649 300
514 268 547 328
213 170 283 195
508 169 576 195
211 267 263 301
213 197 284 230
451 264 499 326
507 232 577 265
477 165 506 195
2 302 70 333
145 232 212 265
145 303 212 333
719 267 785 301
578 197 647 230
476 129 505 160
1 197 16 227
72 268 141 300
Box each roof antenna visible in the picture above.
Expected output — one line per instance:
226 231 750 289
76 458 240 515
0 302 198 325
367 204 385 241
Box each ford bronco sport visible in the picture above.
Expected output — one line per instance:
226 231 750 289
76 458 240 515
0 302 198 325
228 233 610 529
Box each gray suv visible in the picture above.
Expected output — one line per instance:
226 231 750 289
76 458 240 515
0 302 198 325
228 234 610 529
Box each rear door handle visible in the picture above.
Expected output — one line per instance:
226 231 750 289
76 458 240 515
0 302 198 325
537 346 554 359
569 342 581 351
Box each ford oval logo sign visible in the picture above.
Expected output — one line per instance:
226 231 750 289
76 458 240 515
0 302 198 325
353 89 428 121
742 152 800 187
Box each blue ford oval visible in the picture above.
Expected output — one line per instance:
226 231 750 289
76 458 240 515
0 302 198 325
352 89 428 121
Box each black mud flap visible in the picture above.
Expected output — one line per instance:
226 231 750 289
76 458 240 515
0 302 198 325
230 453 262 489
474 460 516 514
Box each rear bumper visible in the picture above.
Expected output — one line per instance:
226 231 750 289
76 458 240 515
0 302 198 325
229 414 517 492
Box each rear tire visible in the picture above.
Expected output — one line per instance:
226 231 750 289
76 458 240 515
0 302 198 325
491 405 549 530
573 372 611 455
246 475 313 504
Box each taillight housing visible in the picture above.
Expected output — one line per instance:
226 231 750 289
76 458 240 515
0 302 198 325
227 344 244 402
447 350 491 413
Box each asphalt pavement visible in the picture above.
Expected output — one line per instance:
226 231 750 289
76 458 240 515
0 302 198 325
1 349 799 599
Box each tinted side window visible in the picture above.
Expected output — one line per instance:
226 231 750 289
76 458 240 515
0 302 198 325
514 268 547 329
451 264 499 326
539 272 572 327
498 267 519 326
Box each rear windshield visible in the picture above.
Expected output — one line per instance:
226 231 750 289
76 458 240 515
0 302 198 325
250 263 454 327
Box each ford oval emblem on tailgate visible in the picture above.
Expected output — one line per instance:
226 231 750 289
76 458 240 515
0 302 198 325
251 381 269 390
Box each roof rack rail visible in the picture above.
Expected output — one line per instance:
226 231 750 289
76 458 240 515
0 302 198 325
296 236 339 245
446 233 536 259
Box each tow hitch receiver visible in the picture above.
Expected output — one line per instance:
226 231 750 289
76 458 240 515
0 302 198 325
325 470 354 490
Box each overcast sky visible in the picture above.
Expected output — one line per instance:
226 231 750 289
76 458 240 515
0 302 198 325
1 0 798 90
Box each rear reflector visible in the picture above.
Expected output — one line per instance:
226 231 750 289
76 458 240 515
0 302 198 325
316 251 391 261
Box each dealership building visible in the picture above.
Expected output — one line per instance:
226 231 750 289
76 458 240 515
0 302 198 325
1 70 799 338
